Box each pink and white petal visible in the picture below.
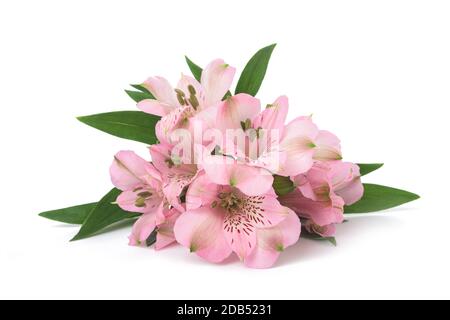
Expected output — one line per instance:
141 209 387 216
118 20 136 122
278 116 319 176
245 209 301 268
149 144 173 175
223 213 257 261
137 99 175 117
163 172 196 213
128 212 156 247
253 95 289 132
154 209 181 250
155 105 192 144
202 157 273 196
335 176 364 205
201 59 236 106
110 151 152 191
185 173 220 210
314 130 342 161
142 76 179 107
278 148 315 177
216 94 261 131
174 207 232 263
292 174 316 201
328 162 363 205
250 193 293 228
117 189 163 214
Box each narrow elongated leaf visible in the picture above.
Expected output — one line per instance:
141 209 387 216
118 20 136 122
125 90 154 103
130 84 152 95
185 56 202 82
358 163 384 176
71 188 140 241
345 183 420 214
301 232 337 246
273 175 295 196
235 44 277 96
39 203 97 225
77 111 160 145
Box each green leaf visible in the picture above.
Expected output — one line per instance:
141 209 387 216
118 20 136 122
71 189 140 241
77 111 160 145
235 44 277 96
130 84 152 95
301 232 337 246
358 163 384 176
345 183 420 214
185 56 203 82
39 203 97 225
273 175 295 196
125 90 154 103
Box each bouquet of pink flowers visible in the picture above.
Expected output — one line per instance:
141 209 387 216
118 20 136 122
40 44 419 268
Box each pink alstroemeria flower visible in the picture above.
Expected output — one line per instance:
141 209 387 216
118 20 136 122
110 151 179 249
215 94 342 176
137 59 236 144
149 143 198 212
174 167 301 269
279 161 364 236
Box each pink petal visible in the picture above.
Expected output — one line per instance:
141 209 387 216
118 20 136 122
110 151 153 191
128 211 157 247
142 76 179 107
314 130 342 161
245 209 301 269
185 173 220 210
279 116 319 176
329 162 364 205
223 212 257 261
117 189 163 214
202 156 273 196
279 189 345 226
253 95 289 132
174 207 232 263
201 59 236 106
155 208 181 250
216 94 261 131
137 99 175 117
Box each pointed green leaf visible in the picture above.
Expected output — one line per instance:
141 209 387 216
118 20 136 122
185 56 203 82
71 189 140 241
77 111 160 144
273 175 295 196
235 44 277 96
39 203 97 225
358 163 384 176
345 183 420 214
125 90 154 103
130 84 152 95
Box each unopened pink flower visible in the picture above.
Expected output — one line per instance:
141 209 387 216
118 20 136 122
280 161 363 231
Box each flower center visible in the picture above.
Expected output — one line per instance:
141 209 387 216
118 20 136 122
213 191 243 214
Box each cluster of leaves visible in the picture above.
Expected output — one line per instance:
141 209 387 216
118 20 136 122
39 44 419 245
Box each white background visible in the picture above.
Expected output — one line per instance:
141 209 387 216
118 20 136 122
1 0 449 300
